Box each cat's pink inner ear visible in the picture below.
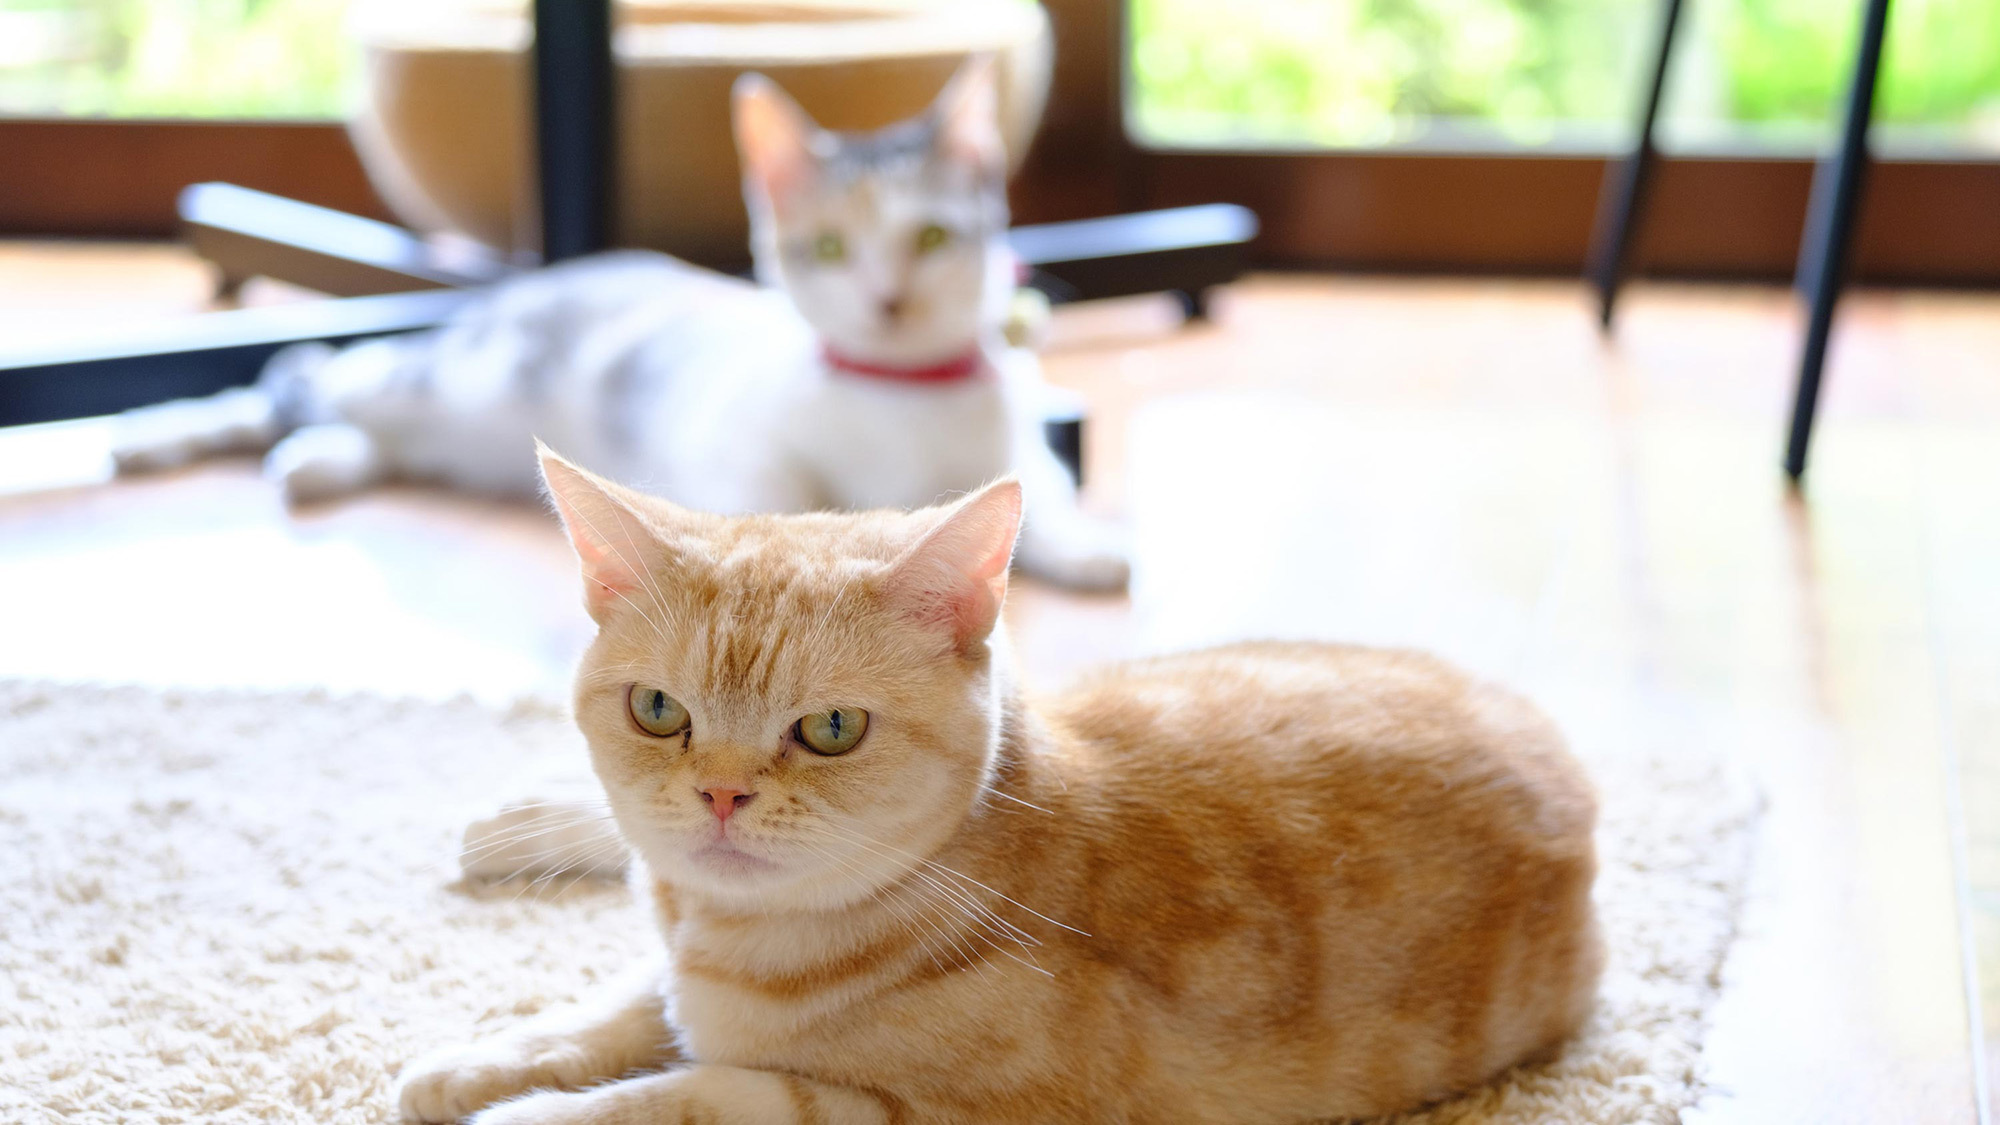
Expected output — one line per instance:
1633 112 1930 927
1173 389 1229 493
887 479 1022 651
935 55 1004 172
733 73 819 205
537 445 659 618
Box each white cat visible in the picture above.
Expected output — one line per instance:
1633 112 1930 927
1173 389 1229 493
113 60 1127 591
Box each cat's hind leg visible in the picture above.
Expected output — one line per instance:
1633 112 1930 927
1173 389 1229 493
264 421 387 504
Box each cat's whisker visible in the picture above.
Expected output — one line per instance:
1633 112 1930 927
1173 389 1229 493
461 802 615 830
796 820 992 948
563 500 679 649
881 854 1042 953
790 838 958 979
450 806 619 856
419 812 618 879
900 873 1052 975
507 839 633 903
457 808 624 883
816 812 1088 939
800 822 1046 965
567 509 676 646
582 660 661 687
449 816 621 872
897 875 1046 962
606 586 676 652
885 868 1031 977
462 848 611 892
481 829 626 879
887 871 1054 978
787 834 987 979
581 670 665 697
787 823 1003 962
914 857 1088 938
979 786 1053 815
609 512 683 641
536 845 624 883
908 862 1042 950
491 797 613 810
803 820 1030 941
802 563 865 656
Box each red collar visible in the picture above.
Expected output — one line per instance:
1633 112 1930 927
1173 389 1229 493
822 344 985 384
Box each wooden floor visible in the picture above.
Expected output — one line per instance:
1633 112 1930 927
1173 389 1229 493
4 240 2000 1122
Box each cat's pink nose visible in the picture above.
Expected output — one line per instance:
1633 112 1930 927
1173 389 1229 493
699 787 755 822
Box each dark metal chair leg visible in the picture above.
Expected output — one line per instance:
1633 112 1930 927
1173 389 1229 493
533 0 616 262
1586 0 1684 330
1784 0 1892 483
1043 396 1086 487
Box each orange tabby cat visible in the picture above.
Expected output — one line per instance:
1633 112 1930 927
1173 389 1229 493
395 445 1603 1124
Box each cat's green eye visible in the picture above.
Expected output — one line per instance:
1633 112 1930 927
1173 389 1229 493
795 708 869 756
628 685 690 738
812 232 846 263
914 223 950 254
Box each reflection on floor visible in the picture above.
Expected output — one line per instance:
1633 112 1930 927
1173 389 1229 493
3 243 1999 1123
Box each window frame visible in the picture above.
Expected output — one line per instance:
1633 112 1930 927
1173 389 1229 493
0 117 390 237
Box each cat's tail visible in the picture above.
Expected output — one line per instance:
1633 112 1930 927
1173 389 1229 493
458 796 633 883
109 340 332 475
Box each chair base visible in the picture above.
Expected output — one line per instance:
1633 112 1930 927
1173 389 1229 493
1 189 1256 431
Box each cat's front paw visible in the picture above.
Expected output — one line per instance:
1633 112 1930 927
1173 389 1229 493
467 1088 590 1125
396 1038 595 1123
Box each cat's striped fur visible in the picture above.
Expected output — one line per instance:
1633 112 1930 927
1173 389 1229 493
396 449 1603 1125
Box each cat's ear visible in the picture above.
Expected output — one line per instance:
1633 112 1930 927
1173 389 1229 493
733 72 822 206
884 479 1022 653
933 55 1004 173
537 442 670 623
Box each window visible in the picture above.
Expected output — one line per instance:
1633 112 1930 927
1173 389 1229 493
1111 0 2000 280
0 0 379 236
1128 0 2000 156
2 0 1995 282
0 0 354 119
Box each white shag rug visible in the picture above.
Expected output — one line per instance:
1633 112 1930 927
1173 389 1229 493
0 681 1756 1125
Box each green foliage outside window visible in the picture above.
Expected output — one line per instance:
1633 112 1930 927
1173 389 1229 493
2 0 1996 155
0 0 353 118
1130 0 2000 151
